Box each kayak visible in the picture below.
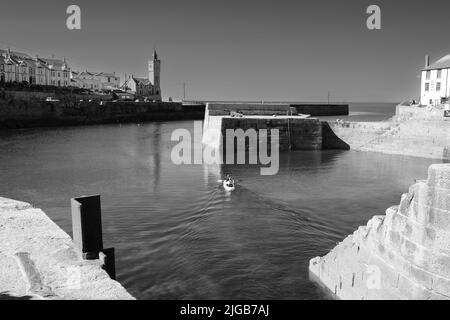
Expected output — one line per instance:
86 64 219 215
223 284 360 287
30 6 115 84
223 180 235 192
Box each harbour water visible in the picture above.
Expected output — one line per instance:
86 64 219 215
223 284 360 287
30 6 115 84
0 103 440 299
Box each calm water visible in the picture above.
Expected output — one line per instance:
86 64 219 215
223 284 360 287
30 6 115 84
0 104 441 299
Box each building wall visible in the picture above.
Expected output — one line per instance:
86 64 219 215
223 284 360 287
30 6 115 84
48 69 70 87
148 60 160 89
35 66 47 85
421 68 450 105
148 59 161 100
0 55 71 87
96 75 120 90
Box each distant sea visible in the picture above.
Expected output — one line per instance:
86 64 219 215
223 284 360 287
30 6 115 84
319 102 398 122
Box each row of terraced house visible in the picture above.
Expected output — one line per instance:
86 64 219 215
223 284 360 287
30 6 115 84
0 48 120 91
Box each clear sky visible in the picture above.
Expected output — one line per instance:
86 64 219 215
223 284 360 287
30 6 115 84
1 0 450 102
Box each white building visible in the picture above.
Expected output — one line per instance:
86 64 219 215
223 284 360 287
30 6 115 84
421 54 450 106
121 50 161 101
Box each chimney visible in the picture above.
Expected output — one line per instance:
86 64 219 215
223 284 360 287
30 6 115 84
425 55 430 69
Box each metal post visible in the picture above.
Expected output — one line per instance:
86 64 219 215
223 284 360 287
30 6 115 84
71 195 103 259
71 195 116 279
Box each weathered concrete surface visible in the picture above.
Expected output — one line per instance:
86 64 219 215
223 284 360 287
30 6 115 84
0 197 134 300
394 105 450 122
329 121 395 149
331 119 450 160
309 164 450 300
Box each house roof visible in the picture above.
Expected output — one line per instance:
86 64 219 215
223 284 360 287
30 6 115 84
0 49 32 59
424 54 450 70
132 77 151 85
5 56 21 65
38 58 68 70
95 72 117 78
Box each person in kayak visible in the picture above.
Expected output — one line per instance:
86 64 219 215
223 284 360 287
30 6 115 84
224 175 234 187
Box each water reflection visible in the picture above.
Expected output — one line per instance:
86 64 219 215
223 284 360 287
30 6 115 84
0 121 441 299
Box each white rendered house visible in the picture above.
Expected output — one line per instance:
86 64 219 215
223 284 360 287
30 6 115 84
421 54 450 106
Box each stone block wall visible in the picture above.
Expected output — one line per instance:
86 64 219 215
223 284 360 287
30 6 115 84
220 117 323 152
0 98 205 128
309 164 450 300
291 104 349 116
394 105 450 121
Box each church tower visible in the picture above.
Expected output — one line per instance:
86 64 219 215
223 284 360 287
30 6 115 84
148 49 161 100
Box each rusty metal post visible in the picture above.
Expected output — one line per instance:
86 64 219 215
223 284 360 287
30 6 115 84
71 195 116 279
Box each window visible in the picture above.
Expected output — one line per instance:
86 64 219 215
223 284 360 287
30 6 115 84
436 82 441 91
425 83 430 92
51 71 55 77
426 71 431 80
437 70 442 79
58 72 61 77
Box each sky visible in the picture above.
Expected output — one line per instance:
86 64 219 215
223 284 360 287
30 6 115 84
1 0 450 102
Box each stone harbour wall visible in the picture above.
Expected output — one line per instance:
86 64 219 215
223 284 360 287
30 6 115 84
204 102 348 117
0 97 205 129
394 105 450 122
203 103 350 152
329 116 450 161
220 116 323 152
309 164 450 300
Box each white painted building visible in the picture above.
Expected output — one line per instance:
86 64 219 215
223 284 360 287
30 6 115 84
120 50 161 101
421 54 450 106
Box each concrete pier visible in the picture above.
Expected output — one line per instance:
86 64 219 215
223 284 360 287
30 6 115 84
203 103 350 152
0 197 134 300
309 164 450 300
